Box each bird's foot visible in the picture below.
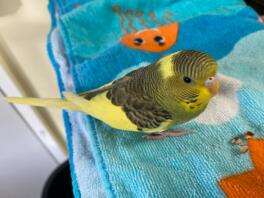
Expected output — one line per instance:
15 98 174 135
144 129 192 140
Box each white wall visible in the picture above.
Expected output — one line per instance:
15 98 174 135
0 0 65 143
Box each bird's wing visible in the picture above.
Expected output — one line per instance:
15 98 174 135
109 91 172 131
79 66 146 100
78 66 172 131
105 67 172 131
79 82 115 100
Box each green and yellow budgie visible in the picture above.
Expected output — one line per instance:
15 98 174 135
6 50 219 139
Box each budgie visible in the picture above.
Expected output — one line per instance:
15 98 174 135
6 50 219 139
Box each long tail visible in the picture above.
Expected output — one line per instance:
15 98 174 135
5 94 80 111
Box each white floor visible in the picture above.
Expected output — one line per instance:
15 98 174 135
0 90 58 198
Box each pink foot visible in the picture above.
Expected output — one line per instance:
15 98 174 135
144 129 192 140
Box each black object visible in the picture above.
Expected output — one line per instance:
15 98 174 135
245 0 264 15
42 160 74 198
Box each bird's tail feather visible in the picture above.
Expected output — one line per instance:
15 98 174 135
5 95 80 111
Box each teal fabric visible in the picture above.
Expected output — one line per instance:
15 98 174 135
71 8 263 93
48 3 105 196
219 30 264 90
47 0 264 197
59 0 246 61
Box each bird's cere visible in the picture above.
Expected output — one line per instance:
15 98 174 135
205 76 219 96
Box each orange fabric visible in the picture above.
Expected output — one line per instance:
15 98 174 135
120 22 179 53
219 139 264 198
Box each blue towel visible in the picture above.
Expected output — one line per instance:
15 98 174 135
48 10 105 197
47 0 264 197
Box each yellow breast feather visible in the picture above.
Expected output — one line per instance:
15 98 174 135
180 86 211 113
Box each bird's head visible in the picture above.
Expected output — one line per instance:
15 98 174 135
157 50 219 113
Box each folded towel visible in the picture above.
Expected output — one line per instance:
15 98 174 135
47 5 105 197
47 0 264 197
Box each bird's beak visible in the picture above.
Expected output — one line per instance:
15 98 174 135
204 76 219 97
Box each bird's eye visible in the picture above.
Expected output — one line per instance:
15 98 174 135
208 76 214 81
134 38 144 46
183 76 192 83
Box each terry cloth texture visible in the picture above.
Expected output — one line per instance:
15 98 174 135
47 0 264 197
219 139 264 198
